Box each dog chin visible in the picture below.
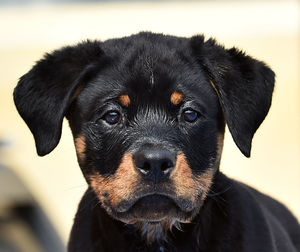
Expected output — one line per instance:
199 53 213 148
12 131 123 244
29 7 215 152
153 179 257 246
113 195 189 242
132 219 183 243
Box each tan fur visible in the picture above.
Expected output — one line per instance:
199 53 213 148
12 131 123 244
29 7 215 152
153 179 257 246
119 94 131 107
74 135 86 162
170 154 213 202
170 92 183 105
209 80 220 98
217 133 224 160
89 154 140 207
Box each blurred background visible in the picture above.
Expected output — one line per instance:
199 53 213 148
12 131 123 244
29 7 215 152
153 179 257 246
0 0 299 251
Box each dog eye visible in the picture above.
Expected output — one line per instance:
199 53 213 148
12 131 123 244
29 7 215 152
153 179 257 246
102 111 120 125
183 109 199 123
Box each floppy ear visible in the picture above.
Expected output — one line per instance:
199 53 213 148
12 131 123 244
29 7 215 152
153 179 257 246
190 36 275 157
14 41 107 156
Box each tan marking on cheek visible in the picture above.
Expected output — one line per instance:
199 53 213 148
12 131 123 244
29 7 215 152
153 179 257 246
89 154 140 207
170 154 213 202
170 92 183 105
119 94 131 107
217 133 224 159
75 135 86 161
197 172 213 201
170 154 195 198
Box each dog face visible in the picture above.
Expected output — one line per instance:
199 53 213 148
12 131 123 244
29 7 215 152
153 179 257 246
14 32 274 240
70 50 223 224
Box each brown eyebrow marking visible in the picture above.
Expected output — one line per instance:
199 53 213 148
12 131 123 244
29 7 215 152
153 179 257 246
119 94 130 107
170 92 183 105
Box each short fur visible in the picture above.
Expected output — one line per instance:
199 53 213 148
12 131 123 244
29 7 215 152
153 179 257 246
14 32 300 252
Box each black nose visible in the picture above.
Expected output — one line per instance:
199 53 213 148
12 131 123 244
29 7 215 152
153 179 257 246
132 148 176 182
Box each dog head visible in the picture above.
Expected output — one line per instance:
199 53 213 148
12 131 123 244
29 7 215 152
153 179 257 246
14 32 274 241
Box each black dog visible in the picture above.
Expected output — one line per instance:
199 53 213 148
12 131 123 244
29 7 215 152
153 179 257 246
14 32 300 251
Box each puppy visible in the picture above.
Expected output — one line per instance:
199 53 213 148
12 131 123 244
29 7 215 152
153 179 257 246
14 32 300 252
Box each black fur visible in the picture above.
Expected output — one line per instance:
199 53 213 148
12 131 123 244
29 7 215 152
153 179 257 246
14 32 300 252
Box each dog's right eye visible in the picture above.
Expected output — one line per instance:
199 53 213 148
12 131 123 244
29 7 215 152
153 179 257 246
182 109 199 123
102 111 120 125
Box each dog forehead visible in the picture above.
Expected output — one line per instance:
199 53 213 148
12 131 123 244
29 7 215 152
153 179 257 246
103 33 193 80
108 38 201 94
79 34 213 111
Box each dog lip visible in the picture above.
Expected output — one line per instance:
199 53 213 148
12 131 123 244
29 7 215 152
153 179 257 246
116 193 166 213
122 194 178 222
116 192 195 213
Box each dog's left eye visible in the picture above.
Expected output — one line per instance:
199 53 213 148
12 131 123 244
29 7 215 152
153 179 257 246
102 111 120 125
182 109 199 123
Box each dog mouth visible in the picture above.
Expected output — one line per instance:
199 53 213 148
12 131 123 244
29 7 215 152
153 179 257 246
113 193 198 223
127 194 178 222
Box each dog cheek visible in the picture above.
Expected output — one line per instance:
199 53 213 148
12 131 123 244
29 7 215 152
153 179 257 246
170 154 214 203
170 154 197 201
196 172 214 201
89 154 141 208
217 133 224 160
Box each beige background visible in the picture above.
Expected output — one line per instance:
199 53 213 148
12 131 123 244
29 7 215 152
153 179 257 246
1 0 299 244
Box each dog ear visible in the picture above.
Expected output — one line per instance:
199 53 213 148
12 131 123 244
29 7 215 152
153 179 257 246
190 36 275 157
14 41 106 156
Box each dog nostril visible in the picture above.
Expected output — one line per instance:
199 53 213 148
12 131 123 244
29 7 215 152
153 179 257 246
140 161 151 174
161 160 174 173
